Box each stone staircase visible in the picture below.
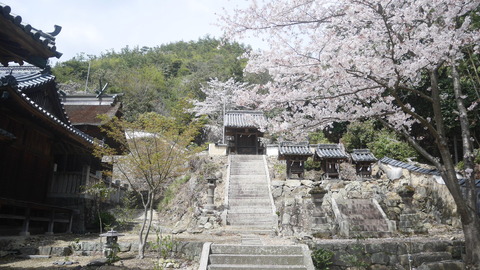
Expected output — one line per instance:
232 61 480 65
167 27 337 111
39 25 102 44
333 198 394 238
226 155 276 230
206 244 311 270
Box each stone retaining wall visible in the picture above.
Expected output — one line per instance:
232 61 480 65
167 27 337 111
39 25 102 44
309 238 465 269
1 239 204 261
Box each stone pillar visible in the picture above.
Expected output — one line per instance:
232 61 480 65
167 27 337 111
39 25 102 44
205 176 217 212
398 185 427 234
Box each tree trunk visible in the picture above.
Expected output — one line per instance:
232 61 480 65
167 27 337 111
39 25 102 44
137 194 151 259
451 61 480 268
462 214 480 269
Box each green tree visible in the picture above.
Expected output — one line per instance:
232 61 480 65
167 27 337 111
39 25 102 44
96 111 202 259
367 130 418 162
341 121 377 152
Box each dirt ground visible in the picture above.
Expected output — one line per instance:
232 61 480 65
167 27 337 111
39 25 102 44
0 232 223 270
0 229 297 270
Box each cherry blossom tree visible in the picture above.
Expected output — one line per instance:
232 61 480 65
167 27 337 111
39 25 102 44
192 78 252 142
221 0 480 265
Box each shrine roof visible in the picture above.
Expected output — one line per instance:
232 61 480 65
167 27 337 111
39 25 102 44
0 4 62 68
379 157 439 176
315 144 349 159
0 66 55 89
279 142 312 156
458 179 480 188
224 110 265 128
64 101 121 126
0 128 16 141
351 149 377 163
0 67 94 145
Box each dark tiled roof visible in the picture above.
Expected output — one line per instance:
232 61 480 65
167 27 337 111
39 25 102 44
315 144 349 159
0 66 55 90
0 4 62 68
0 128 16 141
1 68 94 145
379 157 440 176
279 141 313 156
224 110 265 128
351 149 377 163
458 179 480 188
17 88 94 144
65 102 121 126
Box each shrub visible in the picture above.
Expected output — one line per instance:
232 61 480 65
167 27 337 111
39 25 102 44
341 120 377 152
367 130 418 162
308 130 331 144
311 248 334 270
94 211 116 231
305 158 322 171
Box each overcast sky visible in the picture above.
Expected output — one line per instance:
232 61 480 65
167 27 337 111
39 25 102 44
4 0 263 63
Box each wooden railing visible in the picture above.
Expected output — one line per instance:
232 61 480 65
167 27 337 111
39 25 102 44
48 171 126 203
0 197 73 236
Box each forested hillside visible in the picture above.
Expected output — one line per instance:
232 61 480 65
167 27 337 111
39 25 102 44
52 37 250 120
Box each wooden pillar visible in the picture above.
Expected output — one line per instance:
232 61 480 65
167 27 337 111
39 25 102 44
66 211 73 233
46 210 55 235
20 207 31 236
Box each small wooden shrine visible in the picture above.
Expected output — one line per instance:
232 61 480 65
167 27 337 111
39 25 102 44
350 149 377 177
278 142 313 179
224 110 265 155
314 144 349 179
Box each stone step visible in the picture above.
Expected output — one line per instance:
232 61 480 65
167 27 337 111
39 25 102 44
349 224 389 232
349 231 393 238
240 235 262 246
228 199 271 206
227 220 274 227
227 214 274 221
230 162 265 167
229 196 270 201
208 264 307 270
209 254 304 265
346 213 384 220
229 187 270 192
228 208 272 213
211 245 303 255
399 252 452 267
312 216 328 224
416 260 465 270
223 226 275 235
230 155 264 161
230 172 266 177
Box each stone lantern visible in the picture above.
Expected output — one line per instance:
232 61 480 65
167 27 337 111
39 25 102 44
100 230 123 258
205 175 217 212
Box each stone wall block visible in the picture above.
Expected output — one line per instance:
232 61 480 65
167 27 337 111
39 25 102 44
19 247 38 255
118 242 131 252
370 252 390 265
51 246 72 256
38 246 52 255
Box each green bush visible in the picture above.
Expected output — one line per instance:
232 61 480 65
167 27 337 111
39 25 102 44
311 248 334 270
457 149 480 170
305 158 322 171
308 130 331 144
94 211 116 231
341 120 377 152
367 130 418 162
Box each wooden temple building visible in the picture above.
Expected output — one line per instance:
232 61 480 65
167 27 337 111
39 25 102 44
278 142 313 179
350 149 377 177
224 110 265 155
0 4 122 235
62 93 124 151
314 144 349 179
